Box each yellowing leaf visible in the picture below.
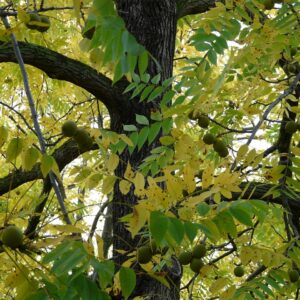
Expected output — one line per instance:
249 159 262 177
119 134 134 147
107 153 119 173
45 224 84 234
17 8 28 22
236 144 248 162
133 172 145 196
22 146 39 171
40 154 54 177
210 277 229 294
127 204 149 237
119 179 132 195
186 191 212 206
124 162 134 180
96 234 104 260
86 173 103 189
6 137 24 162
220 286 236 300
202 165 214 189
0 125 8 148
102 175 116 194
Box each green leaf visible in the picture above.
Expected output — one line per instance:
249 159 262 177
123 82 137 94
140 85 155 101
24 290 49 300
6 137 24 162
131 83 146 99
123 125 138 132
207 49 217 65
229 203 253 227
43 241 73 264
168 218 184 244
148 122 161 144
120 267 136 300
91 259 115 290
184 221 198 243
138 50 148 75
214 210 237 237
150 211 169 243
136 114 149 126
147 86 164 102
40 154 54 177
151 73 161 84
196 202 210 216
22 146 40 171
137 126 149 150
0 125 8 148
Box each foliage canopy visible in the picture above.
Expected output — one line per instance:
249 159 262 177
0 0 300 299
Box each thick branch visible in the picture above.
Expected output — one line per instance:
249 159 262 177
0 139 98 195
0 41 128 115
176 0 218 19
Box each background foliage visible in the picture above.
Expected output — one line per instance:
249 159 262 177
0 0 300 299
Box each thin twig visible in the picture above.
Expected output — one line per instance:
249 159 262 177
1 15 71 224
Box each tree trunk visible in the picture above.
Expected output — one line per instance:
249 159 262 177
111 1 180 299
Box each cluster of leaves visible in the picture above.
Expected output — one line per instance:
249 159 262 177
0 0 300 299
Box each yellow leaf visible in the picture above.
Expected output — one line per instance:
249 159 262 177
210 277 229 294
133 172 145 196
202 165 214 189
0 125 8 148
102 176 117 194
220 188 232 199
220 286 236 300
96 234 104 260
17 8 28 23
124 162 134 180
6 137 24 162
127 204 149 237
119 179 132 195
40 154 54 177
236 144 248 162
22 146 40 171
186 191 212 206
183 164 196 193
119 134 134 147
45 224 84 234
107 153 119 173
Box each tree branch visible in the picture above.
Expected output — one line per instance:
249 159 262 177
0 41 128 115
176 0 219 19
0 139 98 195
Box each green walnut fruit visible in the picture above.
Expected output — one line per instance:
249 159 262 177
192 244 206 258
213 139 229 157
203 133 215 145
25 13 41 30
73 128 93 150
137 246 152 264
263 0 275 10
37 16 50 32
190 258 204 273
178 251 193 265
197 115 210 129
62 120 78 137
285 121 298 134
288 269 299 283
1 226 24 249
234 266 245 277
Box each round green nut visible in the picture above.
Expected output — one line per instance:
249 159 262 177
288 64 297 74
234 266 245 277
1 226 24 249
190 258 204 273
178 251 193 265
285 121 298 134
73 128 93 150
62 120 78 137
137 246 152 264
213 139 229 157
203 133 215 145
197 115 210 129
288 269 299 283
192 244 206 258
25 13 41 30
37 16 50 32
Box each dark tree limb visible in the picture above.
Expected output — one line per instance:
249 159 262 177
176 0 219 19
0 41 129 116
0 139 98 195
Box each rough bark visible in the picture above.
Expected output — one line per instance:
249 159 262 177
111 1 180 299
